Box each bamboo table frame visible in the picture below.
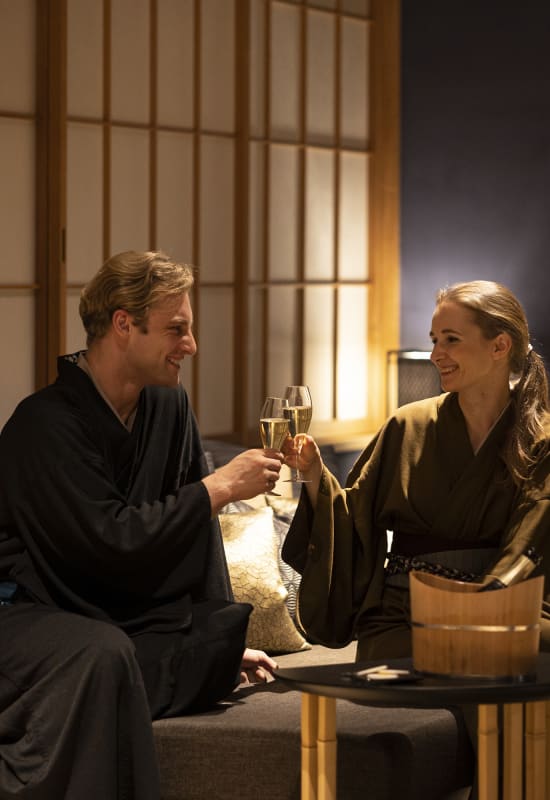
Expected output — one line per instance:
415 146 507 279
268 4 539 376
277 656 550 800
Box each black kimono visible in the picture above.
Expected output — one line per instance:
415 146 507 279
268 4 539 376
0 354 250 799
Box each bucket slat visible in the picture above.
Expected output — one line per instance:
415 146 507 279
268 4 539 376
410 572 544 679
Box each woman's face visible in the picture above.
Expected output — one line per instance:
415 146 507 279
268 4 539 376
429 301 509 395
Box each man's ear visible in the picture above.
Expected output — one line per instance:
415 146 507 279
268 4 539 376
493 332 512 360
112 309 131 337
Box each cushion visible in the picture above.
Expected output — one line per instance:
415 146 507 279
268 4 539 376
219 506 310 654
265 496 302 621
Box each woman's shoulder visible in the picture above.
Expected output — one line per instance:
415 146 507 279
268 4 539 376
390 392 450 425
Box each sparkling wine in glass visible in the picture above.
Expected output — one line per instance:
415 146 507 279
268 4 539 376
283 385 313 482
259 396 289 496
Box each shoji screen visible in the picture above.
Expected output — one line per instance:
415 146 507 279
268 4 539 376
65 0 239 433
0 0 36 427
246 0 396 441
5 0 398 441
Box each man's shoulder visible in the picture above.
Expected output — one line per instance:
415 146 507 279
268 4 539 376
2 382 79 440
142 383 190 415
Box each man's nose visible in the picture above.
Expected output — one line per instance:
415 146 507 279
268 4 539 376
184 333 197 356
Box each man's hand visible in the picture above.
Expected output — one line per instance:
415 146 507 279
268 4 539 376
239 647 278 684
202 449 283 515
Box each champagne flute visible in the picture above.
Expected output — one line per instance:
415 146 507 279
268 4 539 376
283 385 313 482
259 396 289 496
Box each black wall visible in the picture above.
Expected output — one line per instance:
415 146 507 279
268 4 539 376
400 1 550 360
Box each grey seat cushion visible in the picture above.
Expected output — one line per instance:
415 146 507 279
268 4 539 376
153 645 474 800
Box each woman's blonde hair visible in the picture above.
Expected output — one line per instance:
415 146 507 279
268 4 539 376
436 280 549 486
79 250 194 345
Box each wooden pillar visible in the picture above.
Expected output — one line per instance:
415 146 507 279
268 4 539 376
36 0 67 388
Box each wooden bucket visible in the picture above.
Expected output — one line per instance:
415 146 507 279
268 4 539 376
409 571 544 679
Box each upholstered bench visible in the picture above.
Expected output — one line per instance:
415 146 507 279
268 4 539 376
153 643 474 800
154 440 473 798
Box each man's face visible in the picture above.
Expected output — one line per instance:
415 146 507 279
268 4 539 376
125 292 197 388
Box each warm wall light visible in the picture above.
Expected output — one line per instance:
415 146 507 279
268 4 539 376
386 349 441 415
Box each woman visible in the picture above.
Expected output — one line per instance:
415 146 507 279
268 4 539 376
282 280 550 660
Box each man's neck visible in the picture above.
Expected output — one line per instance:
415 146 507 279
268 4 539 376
83 347 141 425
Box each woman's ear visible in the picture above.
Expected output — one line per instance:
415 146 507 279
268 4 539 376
493 332 512 360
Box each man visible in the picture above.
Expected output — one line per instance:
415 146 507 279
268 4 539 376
0 251 281 799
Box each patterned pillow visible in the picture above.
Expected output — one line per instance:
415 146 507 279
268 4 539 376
265 496 302 620
219 506 310 654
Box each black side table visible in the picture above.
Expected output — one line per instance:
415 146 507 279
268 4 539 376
276 655 550 800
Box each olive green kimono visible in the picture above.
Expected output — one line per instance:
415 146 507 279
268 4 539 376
282 393 550 651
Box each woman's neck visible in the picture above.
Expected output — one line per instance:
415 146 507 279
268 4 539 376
458 387 511 454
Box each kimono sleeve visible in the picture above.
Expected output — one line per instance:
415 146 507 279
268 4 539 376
482 444 550 598
282 428 389 647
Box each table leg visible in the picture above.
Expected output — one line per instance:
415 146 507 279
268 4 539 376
546 701 550 800
525 701 546 800
503 703 523 800
478 704 499 800
301 693 319 800
317 696 337 800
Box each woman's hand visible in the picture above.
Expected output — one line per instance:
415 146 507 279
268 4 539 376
282 434 321 478
282 434 323 506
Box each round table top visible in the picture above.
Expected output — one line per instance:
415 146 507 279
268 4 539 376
276 654 550 706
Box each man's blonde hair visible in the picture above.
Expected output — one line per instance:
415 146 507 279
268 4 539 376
79 251 195 345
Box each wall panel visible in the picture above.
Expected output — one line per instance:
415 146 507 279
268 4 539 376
305 147 334 280
270 2 301 141
340 17 369 147
199 136 234 281
66 122 103 281
337 285 368 419
247 287 264 429
304 286 334 421
0 118 35 282
0 0 36 429
249 0 266 139
198 288 234 433
156 0 194 128
110 0 150 123
267 287 297 397
67 0 103 118
338 151 368 280
306 9 335 145
0 294 35 424
110 127 150 254
66 291 86 354
0 0 35 112
268 144 300 281
156 131 194 262
200 0 235 133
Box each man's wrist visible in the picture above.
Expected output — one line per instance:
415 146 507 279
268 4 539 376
202 472 233 516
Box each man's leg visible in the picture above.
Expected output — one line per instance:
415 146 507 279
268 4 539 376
133 599 251 719
0 601 160 800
